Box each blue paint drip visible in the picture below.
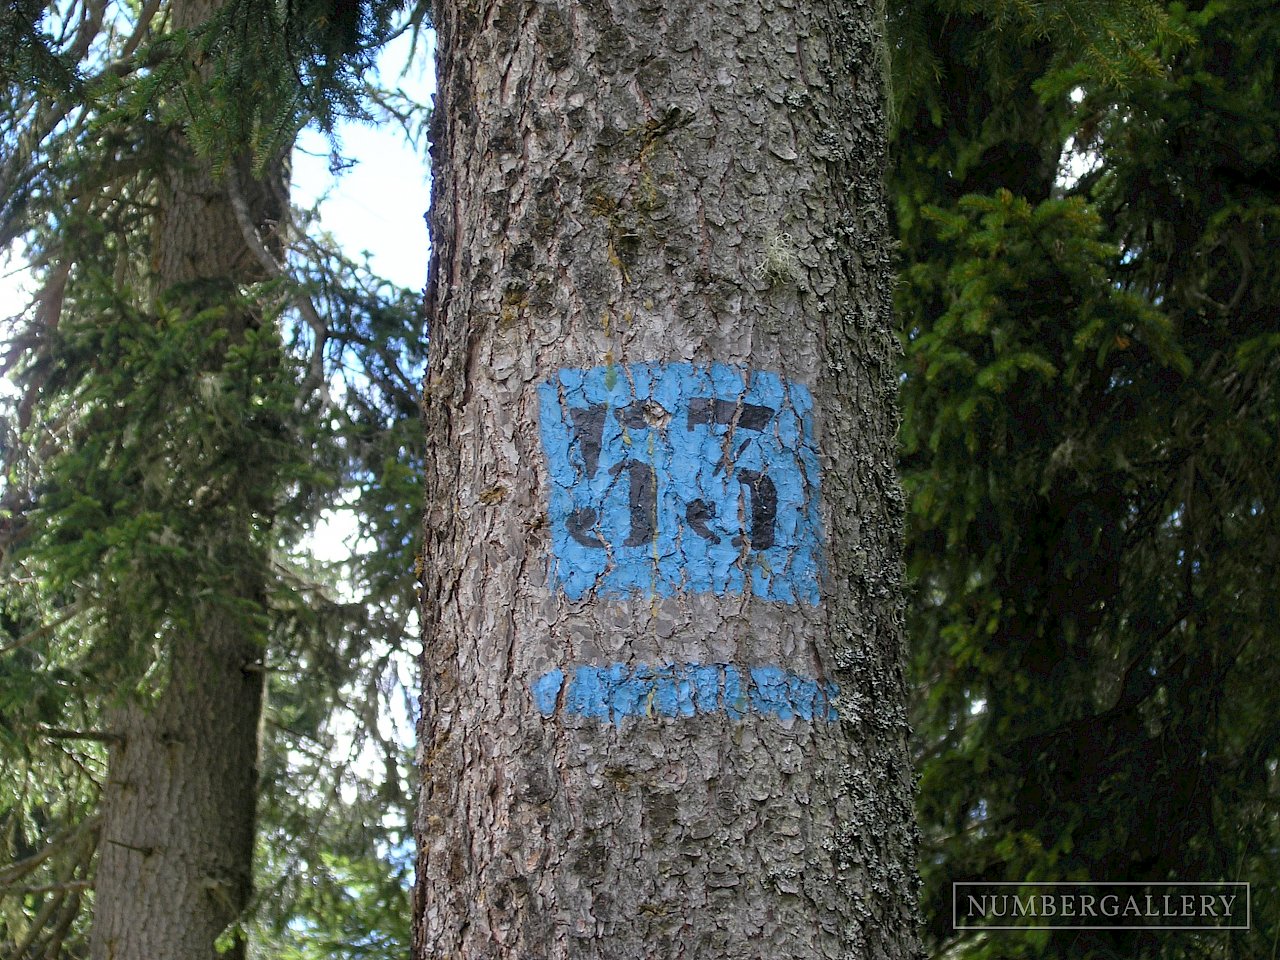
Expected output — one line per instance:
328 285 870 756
538 363 824 604
531 663 840 725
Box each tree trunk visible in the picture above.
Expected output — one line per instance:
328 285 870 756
90 588 267 960
415 0 920 956
89 1 283 956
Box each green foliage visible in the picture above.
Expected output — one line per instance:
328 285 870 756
887 0 1180 135
1 1 426 956
26 283 300 682
0 577 102 956
244 243 423 956
897 0 1280 956
252 850 411 960
0 0 80 94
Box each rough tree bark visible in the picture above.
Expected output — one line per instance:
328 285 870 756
88 0 284 956
415 0 920 956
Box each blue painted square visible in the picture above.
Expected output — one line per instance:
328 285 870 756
539 363 823 604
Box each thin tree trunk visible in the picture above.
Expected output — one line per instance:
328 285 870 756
415 0 920 956
89 0 283 955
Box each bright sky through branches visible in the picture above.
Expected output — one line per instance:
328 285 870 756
1 30 436 346
2 28 436 569
294 29 434 564
292 30 435 293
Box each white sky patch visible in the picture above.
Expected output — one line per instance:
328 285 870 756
291 30 436 293
1057 86 1102 191
1 244 36 332
0 244 37 403
308 507 363 564
1058 137 1103 191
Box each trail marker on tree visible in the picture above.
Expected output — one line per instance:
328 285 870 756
415 0 922 954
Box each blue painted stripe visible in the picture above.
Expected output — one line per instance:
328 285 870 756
531 663 839 725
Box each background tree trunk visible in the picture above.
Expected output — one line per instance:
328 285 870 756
415 0 920 955
91 592 267 960
89 0 284 956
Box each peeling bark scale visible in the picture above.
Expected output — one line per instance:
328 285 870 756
415 0 921 955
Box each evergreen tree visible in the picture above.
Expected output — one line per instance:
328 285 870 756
0 1 426 955
893 0 1280 956
414 0 919 956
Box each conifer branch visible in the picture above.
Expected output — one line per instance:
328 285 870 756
7 840 95 958
7 883 62 956
1 879 93 895
66 0 108 65
38 727 123 745
120 0 164 61
0 815 101 886
0 601 83 657
225 164 333 410
38 885 87 960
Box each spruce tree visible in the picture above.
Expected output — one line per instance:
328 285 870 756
893 0 1280 955
1 1 426 955
414 0 920 956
